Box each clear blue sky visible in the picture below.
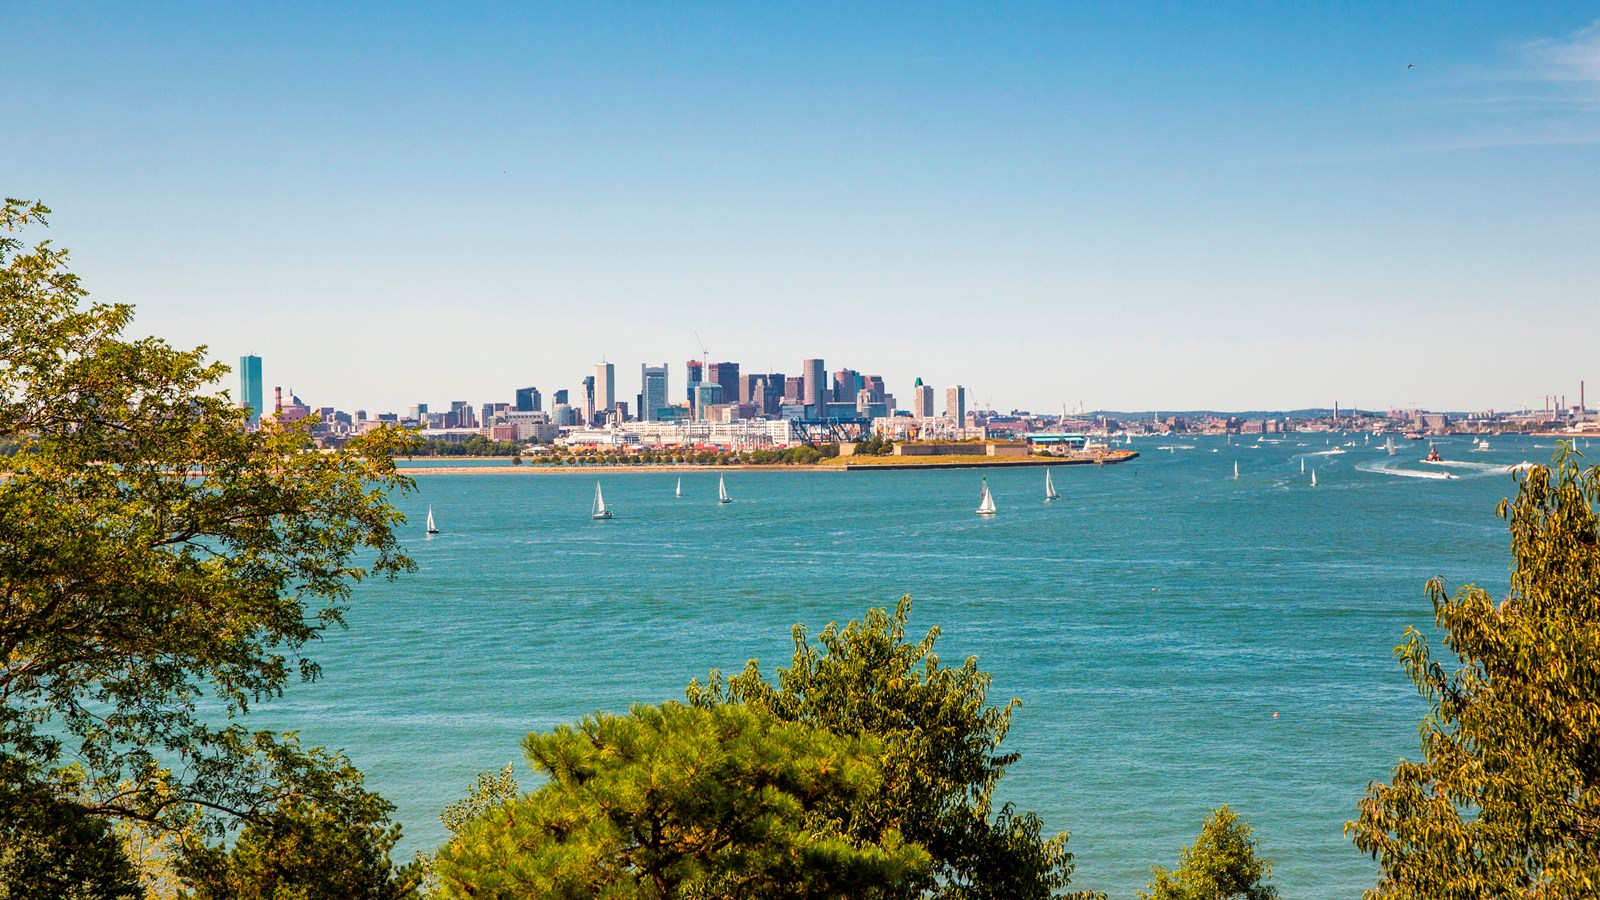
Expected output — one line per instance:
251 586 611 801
7 3 1598 414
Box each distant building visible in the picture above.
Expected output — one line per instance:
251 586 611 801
581 375 596 425
641 363 669 422
784 376 805 404
863 375 885 403
514 386 541 412
912 378 934 419
802 358 826 414
552 389 569 406
693 383 724 420
408 403 428 421
946 385 965 422
449 400 475 429
832 368 861 403
595 363 616 414
685 360 704 405
239 355 263 428
708 362 740 414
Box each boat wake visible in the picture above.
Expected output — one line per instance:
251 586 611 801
1356 458 1455 480
1420 459 1511 475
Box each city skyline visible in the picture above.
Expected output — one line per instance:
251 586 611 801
8 5 1599 412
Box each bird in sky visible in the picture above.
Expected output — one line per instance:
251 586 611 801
1407 63 1415 69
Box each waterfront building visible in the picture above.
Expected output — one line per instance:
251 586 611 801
514 386 541 412
802 358 826 414
239 355 263 428
946 385 965 422
641 363 669 422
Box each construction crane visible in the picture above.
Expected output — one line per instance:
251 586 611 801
693 331 709 369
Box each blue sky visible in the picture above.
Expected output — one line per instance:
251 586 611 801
7 3 1598 413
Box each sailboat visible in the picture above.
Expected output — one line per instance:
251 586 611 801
1385 436 1397 457
1310 469 1318 487
976 477 997 516
426 506 439 535
1233 461 1240 480
717 476 732 504
591 482 613 520
675 477 682 498
1044 469 1060 501
1300 457 1306 474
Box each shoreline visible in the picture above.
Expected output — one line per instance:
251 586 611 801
401 452 1139 475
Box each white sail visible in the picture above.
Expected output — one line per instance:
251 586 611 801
1044 469 1059 501
675 477 682 498
426 506 438 534
718 476 731 504
592 482 612 519
1310 469 1318 487
1233 461 1239 480
1301 457 1306 473
976 478 997 515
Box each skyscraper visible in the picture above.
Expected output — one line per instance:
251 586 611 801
832 369 861 403
912 378 935 419
685 360 704 403
707 362 740 413
802 358 825 415
581 375 596 424
946 385 965 422
514 386 541 412
595 362 616 413
239 355 263 428
553 389 569 406
640 363 669 422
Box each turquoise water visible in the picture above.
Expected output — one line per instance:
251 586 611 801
253 434 1558 897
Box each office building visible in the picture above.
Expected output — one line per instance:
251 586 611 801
832 368 861 403
686 360 704 404
595 362 615 413
707 362 740 414
863 374 885 403
912 378 935 418
553 389 569 406
408 403 429 421
641 363 669 422
693 383 724 420
581 375 596 424
784 376 805 404
514 386 541 412
946 385 965 422
802 358 826 414
239 355 263 428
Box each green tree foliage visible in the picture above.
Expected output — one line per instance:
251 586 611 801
0 199 416 880
176 745 420 900
438 763 518 836
686 596 1095 900
0 770 143 900
431 701 929 899
417 435 520 456
1142 806 1277 900
1349 445 1600 898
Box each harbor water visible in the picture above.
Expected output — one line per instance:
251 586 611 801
250 434 1561 897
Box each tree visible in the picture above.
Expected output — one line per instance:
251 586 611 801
1142 806 1277 900
686 596 1095 900
0 770 143 900
430 701 930 899
176 742 421 899
1349 446 1600 897
0 200 416 874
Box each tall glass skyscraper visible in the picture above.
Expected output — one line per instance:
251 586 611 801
640 364 669 422
239 355 263 427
